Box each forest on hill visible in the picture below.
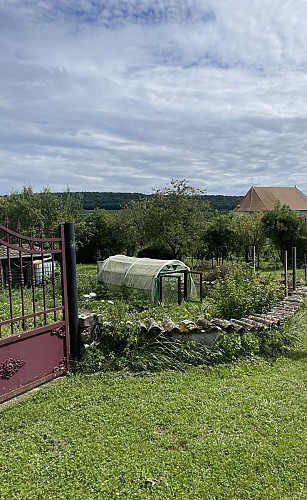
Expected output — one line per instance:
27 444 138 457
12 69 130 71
77 191 242 213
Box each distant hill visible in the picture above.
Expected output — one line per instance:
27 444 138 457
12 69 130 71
76 192 242 213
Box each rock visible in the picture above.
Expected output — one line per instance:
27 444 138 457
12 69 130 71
178 320 202 334
195 318 213 331
210 318 233 331
146 318 163 336
79 313 97 329
162 318 181 335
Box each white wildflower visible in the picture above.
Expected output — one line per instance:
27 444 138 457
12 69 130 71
107 300 114 304
89 292 97 298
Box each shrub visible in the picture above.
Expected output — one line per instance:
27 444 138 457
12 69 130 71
209 264 283 320
137 244 174 260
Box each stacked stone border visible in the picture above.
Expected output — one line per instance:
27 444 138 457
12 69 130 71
79 286 307 349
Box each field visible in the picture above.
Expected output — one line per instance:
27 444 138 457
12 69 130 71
1 305 307 500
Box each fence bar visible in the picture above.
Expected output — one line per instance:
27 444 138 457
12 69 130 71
159 275 163 303
6 244 14 336
284 250 288 297
64 222 79 360
177 276 181 305
252 245 256 271
292 246 297 291
183 271 188 301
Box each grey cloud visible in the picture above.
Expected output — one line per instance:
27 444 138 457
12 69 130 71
0 0 306 197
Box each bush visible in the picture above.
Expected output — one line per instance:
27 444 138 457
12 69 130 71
137 244 174 260
209 264 283 320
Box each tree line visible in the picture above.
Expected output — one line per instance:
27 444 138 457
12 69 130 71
59 190 242 213
1 182 306 266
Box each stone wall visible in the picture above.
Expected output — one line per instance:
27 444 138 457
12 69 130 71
79 286 307 349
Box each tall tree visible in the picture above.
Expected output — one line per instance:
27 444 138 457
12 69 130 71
203 214 234 264
262 204 307 261
121 179 211 260
230 212 266 263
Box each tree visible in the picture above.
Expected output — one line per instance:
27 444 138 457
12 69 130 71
121 179 211 260
116 199 148 256
262 204 307 261
75 209 124 263
230 212 266 263
0 186 83 233
203 214 234 264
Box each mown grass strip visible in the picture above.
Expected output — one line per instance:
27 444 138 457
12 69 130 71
1 311 307 500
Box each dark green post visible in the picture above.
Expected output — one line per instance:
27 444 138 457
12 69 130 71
292 247 297 291
64 222 79 360
284 250 288 297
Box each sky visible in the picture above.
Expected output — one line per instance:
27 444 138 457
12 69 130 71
0 0 306 196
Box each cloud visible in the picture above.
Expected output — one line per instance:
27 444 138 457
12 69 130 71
0 0 306 196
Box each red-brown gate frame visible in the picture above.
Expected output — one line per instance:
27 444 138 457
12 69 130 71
0 223 69 403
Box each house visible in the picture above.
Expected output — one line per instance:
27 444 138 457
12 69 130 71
234 187 307 218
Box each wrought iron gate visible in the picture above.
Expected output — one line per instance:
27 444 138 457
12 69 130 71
0 223 69 403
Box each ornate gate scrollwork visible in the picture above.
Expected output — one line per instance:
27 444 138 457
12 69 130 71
51 326 66 338
53 357 67 373
0 357 26 379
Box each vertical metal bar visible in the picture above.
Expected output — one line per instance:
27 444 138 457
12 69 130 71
19 243 26 330
30 253 37 328
63 223 79 360
304 253 307 285
252 245 256 271
6 244 14 336
0 259 3 291
177 276 181 305
159 275 163 303
199 272 203 302
41 252 47 325
50 227 57 322
284 250 288 297
51 252 57 321
292 247 296 291
28 226 37 329
183 270 188 301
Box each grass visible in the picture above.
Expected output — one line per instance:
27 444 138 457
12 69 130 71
1 309 307 499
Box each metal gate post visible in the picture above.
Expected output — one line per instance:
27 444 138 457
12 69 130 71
64 222 80 360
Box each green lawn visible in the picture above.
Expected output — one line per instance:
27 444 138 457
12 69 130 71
1 335 307 500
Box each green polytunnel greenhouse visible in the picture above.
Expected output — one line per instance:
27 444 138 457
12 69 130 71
97 255 196 303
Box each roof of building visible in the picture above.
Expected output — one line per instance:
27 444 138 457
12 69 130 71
235 187 307 213
0 246 43 260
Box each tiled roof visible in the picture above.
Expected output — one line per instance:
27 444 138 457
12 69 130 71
235 187 307 212
0 246 41 260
